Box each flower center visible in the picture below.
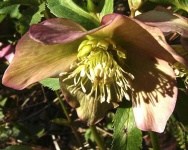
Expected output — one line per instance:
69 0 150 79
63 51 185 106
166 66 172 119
60 38 134 103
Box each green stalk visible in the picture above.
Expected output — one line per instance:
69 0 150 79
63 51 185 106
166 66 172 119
149 131 161 150
55 91 84 149
39 0 51 19
43 5 51 19
90 125 106 150
87 0 98 13
130 8 136 18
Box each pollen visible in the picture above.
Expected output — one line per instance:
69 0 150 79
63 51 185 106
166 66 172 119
61 38 134 103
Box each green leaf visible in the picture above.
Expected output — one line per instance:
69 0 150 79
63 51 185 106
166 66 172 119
0 110 4 120
99 0 114 20
36 128 45 138
28 2 45 25
0 0 41 19
47 0 100 30
84 128 95 142
0 96 7 119
12 122 33 138
0 0 45 35
4 145 32 150
51 118 70 126
19 3 45 35
0 0 40 6
19 2 45 25
0 96 7 107
111 102 142 150
0 14 6 23
149 0 188 13
0 4 22 19
166 115 188 150
0 95 7 120
40 78 60 91
0 125 20 143
174 90 188 126
171 0 188 12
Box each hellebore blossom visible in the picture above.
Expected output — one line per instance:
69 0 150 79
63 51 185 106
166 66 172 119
2 13 188 133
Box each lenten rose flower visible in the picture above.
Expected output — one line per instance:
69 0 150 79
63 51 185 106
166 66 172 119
2 13 188 133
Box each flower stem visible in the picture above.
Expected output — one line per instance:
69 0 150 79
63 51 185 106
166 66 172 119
87 0 98 13
40 0 51 19
89 125 106 150
149 131 161 150
55 91 84 149
130 8 136 18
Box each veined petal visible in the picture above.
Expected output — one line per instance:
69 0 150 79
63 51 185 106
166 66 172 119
60 81 118 125
91 14 188 66
29 18 110 44
135 8 188 54
29 18 87 44
2 33 84 90
3 17 111 90
128 50 177 133
76 90 117 125
135 8 188 38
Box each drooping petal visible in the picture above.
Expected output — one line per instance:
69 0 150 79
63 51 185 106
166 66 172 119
76 91 117 125
2 33 84 90
91 13 188 66
135 8 188 53
60 81 118 125
135 8 188 38
128 49 177 133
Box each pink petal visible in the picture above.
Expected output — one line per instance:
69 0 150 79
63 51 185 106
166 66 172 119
2 33 84 90
128 49 177 132
135 8 188 53
0 45 10 57
0 44 15 63
135 8 188 38
60 75 118 125
29 18 87 44
92 14 188 66
5 53 14 63
76 90 116 125
29 18 110 44
2 17 113 90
